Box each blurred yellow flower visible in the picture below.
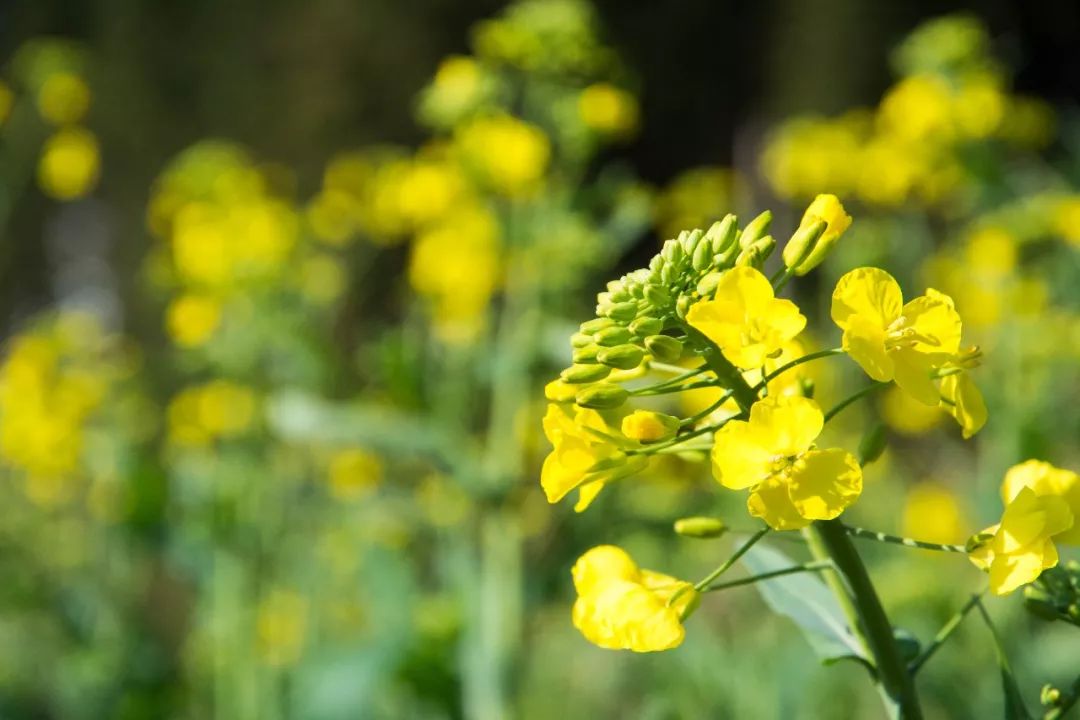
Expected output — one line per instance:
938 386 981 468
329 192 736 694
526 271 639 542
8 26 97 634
165 293 221 347
38 127 100 200
256 589 309 668
167 381 257 446
0 81 13 125
654 166 737 239
456 114 550 196
964 226 1016 277
571 545 696 652
880 385 942 435
902 482 966 544
686 267 806 369
578 83 638 136
713 396 863 530
36 72 91 125
327 448 383 501
297 254 346 305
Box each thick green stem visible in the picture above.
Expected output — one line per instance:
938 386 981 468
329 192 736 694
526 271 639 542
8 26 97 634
805 520 923 720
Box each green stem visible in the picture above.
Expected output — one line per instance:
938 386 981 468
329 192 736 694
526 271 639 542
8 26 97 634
681 389 736 426
909 591 984 674
752 348 844 393
824 382 888 423
805 520 924 720
692 527 770 592
845 525 967 554
649 361 701 376
702 560 833 593
630 379 724 397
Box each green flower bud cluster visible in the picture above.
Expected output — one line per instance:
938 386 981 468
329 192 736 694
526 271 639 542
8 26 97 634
557 211 778 410
1024 561 1080 628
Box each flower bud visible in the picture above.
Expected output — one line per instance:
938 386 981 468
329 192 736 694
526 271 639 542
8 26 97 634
594 326 633 346
735 235 775 268
575 382 629 409
692 236 714 271
596 344 645 370
661 239 684 266
1041 685 1062 707
675 294 693 318
629 316 663 336
781 217 827 274
572 344 600 363
680 228 704 254
706 214 738 254
696 271 723 297
621 409 679 442
544 378 579 403
643 284 670 307
785 194 851 275
645 335 683 362
798 377 815 399
673 516 728 538
739 210 773 249
581 317 615 334
604 301 639 322
561 363 612 384
571 332 593 348
857 423 887 465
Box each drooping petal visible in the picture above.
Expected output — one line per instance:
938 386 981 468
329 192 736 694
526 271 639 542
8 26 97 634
940 372 987 438
711 420 774 490
574 480 606 512
572 545 640 595
749 395 823 457
787 448 863 521
988 542 1055 596
842 314 893 382
831 267 903 331
747 475 810 531
892 347 940 406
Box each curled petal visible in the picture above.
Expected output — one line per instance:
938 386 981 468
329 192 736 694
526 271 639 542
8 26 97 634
787 448 863 521
747 475 809 531
831 267 903 331
940 372 987 439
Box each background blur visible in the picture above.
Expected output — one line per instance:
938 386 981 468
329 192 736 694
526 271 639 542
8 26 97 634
0 0 1078 718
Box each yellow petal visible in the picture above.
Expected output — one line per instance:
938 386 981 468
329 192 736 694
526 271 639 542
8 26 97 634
1001 460 1080 545
714 266 774 312
940 372 987 438
995 487 1073 553
892 347 940 406
787 448 863 520
572 545 640 596
574 480 606 512
747 475 810 531
831 267 903 331
842 314 893 382
989 543 1052 596
749 395 823 457
901 290 962 356
711 420 773 490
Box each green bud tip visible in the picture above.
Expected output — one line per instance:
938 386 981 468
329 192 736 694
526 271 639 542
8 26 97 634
594 326 633 346
673 516 728 538
561 363 612 384
596 344 645 370
575 383 629 409
738 210 773 249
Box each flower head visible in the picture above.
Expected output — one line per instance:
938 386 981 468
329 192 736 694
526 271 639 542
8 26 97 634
712 395 863 530
571 545 697 652
831 268 961 404
686 267 806 369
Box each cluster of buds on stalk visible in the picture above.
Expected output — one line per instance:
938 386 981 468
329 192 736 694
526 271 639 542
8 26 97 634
1025 560 1080 627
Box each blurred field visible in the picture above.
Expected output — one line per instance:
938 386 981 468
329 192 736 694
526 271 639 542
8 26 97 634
0 1 1078 718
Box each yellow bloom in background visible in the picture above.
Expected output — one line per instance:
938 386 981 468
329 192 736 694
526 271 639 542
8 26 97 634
571 545 697 652
880 384 942 435
36 72 91 125
0 81 13 125
578 83 639 136
782 193 852 275
902 482 966 544
256 589 309 668
165 294 221 348
877 74 955 143
653 166 737 240
831 268 961 404
167 381 257 446
686 267 806 369
1001 460 1080 545
297 254 346 305
456 114 550 196
327 448 383 501
432 55 481 104
416 474 473 528
712 395 863 530
968 487 1073 596
38 126 100 200
964 226 1017 277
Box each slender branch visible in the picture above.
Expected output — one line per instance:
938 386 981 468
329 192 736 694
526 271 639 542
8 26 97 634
845 525 967 554
692 527 770 592
823 382 888 423
649 361 702 376
681 388 735 427
702 560 833 593
909 590 985 674
752 348 844 393
630 379 723 397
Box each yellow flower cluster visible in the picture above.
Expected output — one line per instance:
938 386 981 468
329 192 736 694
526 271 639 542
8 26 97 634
969 461 1079 595
25 66 101 200
167 380 258 446
0 313 113 506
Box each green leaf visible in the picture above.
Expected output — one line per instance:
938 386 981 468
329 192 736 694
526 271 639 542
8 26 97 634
977 602 1032 720
740 541 871 669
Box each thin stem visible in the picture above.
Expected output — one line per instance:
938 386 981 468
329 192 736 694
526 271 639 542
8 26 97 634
752 348 844 392
823 382 888 423
909 590 985 674
692 527 770 592
702 560 833 593
630 379 723 397
649 361 701 376
681 389 735 427
845 525 968 554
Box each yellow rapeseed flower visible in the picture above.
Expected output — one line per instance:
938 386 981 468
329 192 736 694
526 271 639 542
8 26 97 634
36 72 91 125
831 268 961 404
578 83 639 136
712 396 863 530
686 266 806 369
571 545 697 652
902 482 966 544
38 127 100 200
327 448 383 501
782 194 852 275
455 114 550 197
620 410 678 442
1000 460 1080 545
165 293 221 347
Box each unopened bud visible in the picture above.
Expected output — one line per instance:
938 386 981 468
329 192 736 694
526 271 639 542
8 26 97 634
857 423 887 465
621 409 680 442
645 335 683 363
644 284 670 307
581 317 615 334
594 326 633 346
630 316 663 336
706 215 738 254
596 344 645 370
661 239 685 266
571 332 593 348
799 377 815 399
544 378 578 403
1041 685 1062 707
786 194 851 275
575 383 629 409
605 301 639 322
675 294 694 318
561 364 612 384
781 217 827 274
680 228 704 254
735 235 775 268
572 344 600 364
697 271 723 297
739 210 773 249
674 516 728 538
692 236 714 271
